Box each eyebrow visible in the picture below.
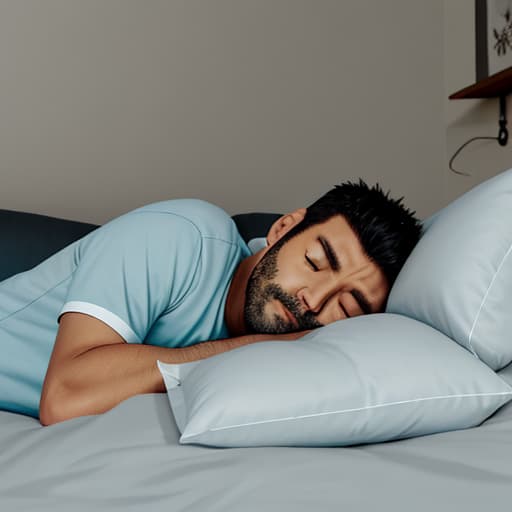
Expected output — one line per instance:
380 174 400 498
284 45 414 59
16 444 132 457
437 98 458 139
317 236 373 314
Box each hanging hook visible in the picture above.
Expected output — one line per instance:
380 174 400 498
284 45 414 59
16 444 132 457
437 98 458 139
498 95 508 146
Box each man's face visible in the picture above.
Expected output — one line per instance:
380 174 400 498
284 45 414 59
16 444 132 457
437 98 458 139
244 214 390 334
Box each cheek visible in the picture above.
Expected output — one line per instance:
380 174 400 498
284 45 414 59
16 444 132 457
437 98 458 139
273 261 304 292
273 242 310 292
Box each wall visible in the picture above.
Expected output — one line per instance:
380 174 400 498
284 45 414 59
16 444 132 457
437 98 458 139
444 0 512 205
0 0 444 224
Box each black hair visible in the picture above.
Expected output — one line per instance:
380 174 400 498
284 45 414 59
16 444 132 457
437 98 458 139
278 179 423 287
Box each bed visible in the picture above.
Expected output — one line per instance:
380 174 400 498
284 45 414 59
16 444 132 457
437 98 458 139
1 202 512 511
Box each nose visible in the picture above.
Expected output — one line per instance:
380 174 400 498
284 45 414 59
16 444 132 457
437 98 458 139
297 286 335 315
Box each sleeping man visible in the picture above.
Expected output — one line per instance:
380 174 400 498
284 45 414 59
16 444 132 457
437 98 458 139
0 180 421 425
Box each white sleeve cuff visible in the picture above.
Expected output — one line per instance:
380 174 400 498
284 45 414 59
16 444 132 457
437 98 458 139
58 301 141 344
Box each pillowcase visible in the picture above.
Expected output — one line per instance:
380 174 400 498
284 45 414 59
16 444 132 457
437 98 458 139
156 314 512 448
387 168 512 371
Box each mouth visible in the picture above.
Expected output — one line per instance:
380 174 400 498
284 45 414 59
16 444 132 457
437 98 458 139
279 302 299 328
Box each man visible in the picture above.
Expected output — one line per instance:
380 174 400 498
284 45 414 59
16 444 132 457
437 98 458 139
0 180 421 425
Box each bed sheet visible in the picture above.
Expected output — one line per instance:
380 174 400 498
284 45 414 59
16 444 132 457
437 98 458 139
1 363 511 512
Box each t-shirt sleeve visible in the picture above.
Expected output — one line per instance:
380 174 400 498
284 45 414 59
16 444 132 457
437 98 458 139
58 210 202 343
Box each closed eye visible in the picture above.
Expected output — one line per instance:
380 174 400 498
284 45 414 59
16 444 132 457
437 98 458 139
305 254 319 271
339 301 350 318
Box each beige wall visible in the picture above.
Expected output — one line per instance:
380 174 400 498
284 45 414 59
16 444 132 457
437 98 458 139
444 0 512 206
2 1 446 224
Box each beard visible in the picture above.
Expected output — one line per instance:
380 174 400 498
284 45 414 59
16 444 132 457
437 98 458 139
243 239 324 334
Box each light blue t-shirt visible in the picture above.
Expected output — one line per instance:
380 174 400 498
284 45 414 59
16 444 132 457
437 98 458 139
0 199 251 419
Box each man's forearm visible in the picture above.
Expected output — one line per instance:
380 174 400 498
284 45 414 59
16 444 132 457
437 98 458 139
43 333 290 424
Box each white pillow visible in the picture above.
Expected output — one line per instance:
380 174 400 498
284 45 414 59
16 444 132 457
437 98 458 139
156 314 512 448
387 168 512 371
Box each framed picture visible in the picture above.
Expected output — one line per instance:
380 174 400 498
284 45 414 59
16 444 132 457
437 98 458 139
476 0 512 80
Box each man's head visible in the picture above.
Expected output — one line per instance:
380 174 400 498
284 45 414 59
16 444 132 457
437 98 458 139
243 179 422 334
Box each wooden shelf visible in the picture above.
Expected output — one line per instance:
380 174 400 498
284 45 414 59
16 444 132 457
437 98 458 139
449 66 512 99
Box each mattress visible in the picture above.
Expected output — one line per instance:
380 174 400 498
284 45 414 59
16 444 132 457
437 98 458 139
1 363 511 511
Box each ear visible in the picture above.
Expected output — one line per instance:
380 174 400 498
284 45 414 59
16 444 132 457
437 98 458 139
266 208 307 246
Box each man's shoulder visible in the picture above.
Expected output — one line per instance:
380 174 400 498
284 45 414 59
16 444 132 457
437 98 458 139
127 199 239 242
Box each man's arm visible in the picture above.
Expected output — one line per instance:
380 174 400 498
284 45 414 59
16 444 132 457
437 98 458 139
39 312 308 426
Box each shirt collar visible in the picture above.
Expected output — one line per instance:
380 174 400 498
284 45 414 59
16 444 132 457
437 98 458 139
247 237 268 255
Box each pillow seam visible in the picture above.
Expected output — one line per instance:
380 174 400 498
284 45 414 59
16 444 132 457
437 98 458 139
182 390 512 439
468 240 512 356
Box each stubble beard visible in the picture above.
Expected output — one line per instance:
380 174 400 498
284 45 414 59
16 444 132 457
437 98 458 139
243 240 323 334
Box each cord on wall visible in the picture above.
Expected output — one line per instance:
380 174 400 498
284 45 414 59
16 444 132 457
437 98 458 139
449 136 499 176
449 67 512 177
